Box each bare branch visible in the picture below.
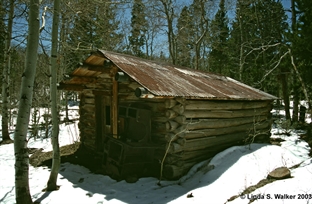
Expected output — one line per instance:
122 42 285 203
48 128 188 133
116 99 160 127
289 49 311 110
39 6 48 33
256 50 289 85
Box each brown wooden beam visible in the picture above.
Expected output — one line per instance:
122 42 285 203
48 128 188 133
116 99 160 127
112 66 119 138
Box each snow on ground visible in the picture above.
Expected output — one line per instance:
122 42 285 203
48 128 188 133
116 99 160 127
0 107 312 204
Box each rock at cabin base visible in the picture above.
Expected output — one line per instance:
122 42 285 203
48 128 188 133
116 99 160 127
267 167 291 180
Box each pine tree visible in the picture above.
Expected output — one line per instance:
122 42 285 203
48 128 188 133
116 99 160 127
296 0 312 86
229 0 287 90
176 6 193 67
208 0 229 75
176 0 208 69
159 0 177 64
129 0 148 57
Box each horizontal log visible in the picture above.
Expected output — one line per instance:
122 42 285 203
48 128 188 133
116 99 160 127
183 106 271 119
175 97 186 105
93 90 112 96
184 100 271 110
151 134 168 143
166 120 180 132
152 116 168 123
127 82 141 90
165 99 177 108
58 83 84 91
118 93 139 101
152 120 184 134
169 132 248 153
174 115 186 124
80 115 95 123
97 72 111 79
85 83 109 89
172 104 184 115
165 133 180 142
82 90 94 98
81 104 95 113
84 98 95 104
186 115 268 130
165 150 213 165
145 102 167 112
163 162 196 179
166 110 179 119
182 120 271 139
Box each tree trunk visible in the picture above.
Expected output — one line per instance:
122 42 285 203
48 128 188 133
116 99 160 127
46 0 61 191
14 0 40 203
291 0 299 123
1 0 14 142
280 67 291 120
160 0 176 64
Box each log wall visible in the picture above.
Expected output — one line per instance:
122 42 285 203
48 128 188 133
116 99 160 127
78 70 274 180
79 90 96 151
139 98 273 179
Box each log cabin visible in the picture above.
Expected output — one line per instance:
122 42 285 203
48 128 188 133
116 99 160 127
58 50 277 180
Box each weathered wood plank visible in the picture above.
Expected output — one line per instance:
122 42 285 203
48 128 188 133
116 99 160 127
112 79 118 136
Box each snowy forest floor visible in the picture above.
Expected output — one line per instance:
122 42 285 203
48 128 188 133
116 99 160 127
1 106 312 204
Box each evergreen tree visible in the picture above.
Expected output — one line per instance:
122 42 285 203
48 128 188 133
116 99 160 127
208 0 230 75
176 6 193 67
159 0 177 64
296 0 312 88
176 0 208 69
129 0 148 57
229 0 288 92
0 1 5 65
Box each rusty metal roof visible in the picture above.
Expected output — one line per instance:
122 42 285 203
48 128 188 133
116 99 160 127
61 50 277 100
98 50 276 100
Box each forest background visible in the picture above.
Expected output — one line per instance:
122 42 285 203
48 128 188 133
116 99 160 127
1 0 312 122
1 0 312 139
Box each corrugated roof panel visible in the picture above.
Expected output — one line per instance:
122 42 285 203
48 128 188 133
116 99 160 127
97 50 276 100
63 50 275 100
